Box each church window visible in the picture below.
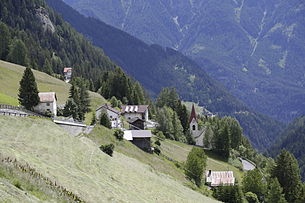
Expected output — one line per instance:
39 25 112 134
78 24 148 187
192 125 196 131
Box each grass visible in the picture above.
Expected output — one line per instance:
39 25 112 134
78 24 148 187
159 139 244 183
0 116 219 202
0 60 106 121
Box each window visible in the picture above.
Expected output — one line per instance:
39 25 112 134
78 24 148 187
192 125 196 131
46 103 50 106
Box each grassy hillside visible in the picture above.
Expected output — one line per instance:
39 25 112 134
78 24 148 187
0 60 106 117
0 116 219 202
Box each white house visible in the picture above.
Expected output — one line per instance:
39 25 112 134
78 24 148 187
189 104 205 146
121 105 149 122
63 67 72 82
205 170 235 187
34 92 57 116
96 104 121 128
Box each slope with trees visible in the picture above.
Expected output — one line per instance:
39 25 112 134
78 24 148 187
46 0 284 150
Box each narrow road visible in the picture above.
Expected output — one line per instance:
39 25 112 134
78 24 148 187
240 158 255 171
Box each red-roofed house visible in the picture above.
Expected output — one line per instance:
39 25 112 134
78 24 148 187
63 67 72 82
34 92 57 116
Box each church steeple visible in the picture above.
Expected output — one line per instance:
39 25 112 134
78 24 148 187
189 104 197 123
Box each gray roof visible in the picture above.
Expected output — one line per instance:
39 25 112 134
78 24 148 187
96 104 120 115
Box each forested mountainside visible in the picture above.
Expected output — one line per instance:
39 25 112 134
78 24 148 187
0 0 147 105
269 116 305 181
63 0 305 123
46 0 284 150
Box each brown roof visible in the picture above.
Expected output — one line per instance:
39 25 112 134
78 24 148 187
38 92 57 102
96 104 120 115
121 105 149 114
189 104 197 123
63 67 72 73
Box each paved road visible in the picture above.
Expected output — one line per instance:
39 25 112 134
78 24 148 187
240 158 256 171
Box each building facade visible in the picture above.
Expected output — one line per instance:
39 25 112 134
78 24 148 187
96 104 121 128
121 105 149 122
34 92 57 116
189 104 205 146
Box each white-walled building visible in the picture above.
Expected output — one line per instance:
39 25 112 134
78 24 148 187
96 104 121 128
189 104 205 146
121 105 149 122
34 92 57 116
63 67 72 82
206 171 235 186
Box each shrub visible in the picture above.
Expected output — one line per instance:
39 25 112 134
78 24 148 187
114 129 124 140
99 144 114 156
154 146 161 155
156 131 165 141
100 111 111 129
155 140 161 146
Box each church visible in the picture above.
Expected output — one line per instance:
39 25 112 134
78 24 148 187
189 104 205 147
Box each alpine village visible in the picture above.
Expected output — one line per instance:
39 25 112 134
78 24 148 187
1 0 305 203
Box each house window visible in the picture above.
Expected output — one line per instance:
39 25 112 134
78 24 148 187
110 116 113 119
192 125 196 131
46 103 50 106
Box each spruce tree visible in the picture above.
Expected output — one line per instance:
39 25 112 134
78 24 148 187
242 169 266 201
100 111 111 129
18 67 40 110
265 178 288 203
271 150 304 203
8 39 28 66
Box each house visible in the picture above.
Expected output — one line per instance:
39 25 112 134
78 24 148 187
96 104 121 128
128 117 145 130
34 92 57 116
205 170 235 187
121 105 149 122
63 67 72 82
123 130 152 151
189 104 205 146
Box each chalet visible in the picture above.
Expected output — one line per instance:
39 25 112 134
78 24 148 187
189 104 205 146
34 92 57 116
205 170 235 187
63 67 72 82
96 104 121 128
121 105 149 122
123 130 152 151
128 117 145 130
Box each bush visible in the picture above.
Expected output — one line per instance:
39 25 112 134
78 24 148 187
155 140 161 146
154 146 161 155
156 131 165 141
114 129 124 140
100 111 111 129
99 144 114 156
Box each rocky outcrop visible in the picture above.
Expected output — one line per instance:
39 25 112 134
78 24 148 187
36 7 55 33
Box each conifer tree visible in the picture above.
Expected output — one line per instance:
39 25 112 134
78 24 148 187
242 169 266 201
8 39 28 66
265 178 288 203
100 111 111 129
18 67 40 110
271 150 304 203
0 22 10 59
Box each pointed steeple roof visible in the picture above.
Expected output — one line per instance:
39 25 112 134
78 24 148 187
189 104 197 123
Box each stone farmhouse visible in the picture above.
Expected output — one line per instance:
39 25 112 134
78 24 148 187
205 170 235 187
34 92 57 116
96 104 121 129
121 105 149 122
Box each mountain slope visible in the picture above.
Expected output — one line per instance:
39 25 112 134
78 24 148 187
46 0 284 150
63 0 305 123
269 116 305 181
0 116 219 202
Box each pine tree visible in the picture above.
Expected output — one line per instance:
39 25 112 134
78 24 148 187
0 22 10 59
63 99 78 120
265 178 288 203
242 169 266 201
271 150 304 203
100 111 111 129
8 39 28 66
18 67 40 110
79 84 90 120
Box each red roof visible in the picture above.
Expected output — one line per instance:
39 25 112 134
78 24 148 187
63 67 72 73
189 104 197 123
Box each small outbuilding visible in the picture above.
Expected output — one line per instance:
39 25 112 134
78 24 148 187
205 170 235 187
63 67 72 82
128 117 145 130
123 130 152 151
34 92 57 116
